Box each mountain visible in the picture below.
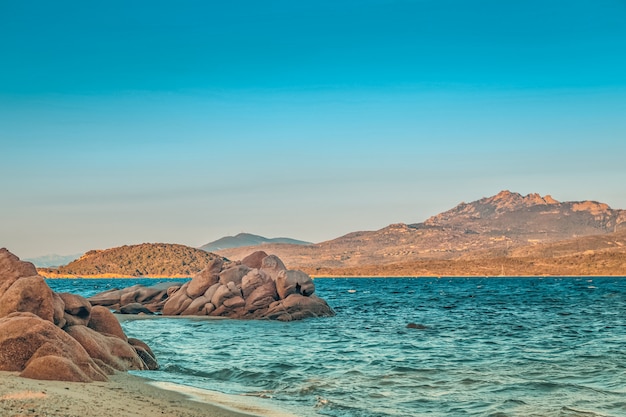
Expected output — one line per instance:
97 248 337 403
199 233 311 252
214 191 626 275
25 253 83 268
38 243 225 278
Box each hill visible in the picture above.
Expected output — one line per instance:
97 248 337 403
215 191 626 276
199 232 311 252
38 243 225 278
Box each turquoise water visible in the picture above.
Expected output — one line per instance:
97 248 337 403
48 277 626 417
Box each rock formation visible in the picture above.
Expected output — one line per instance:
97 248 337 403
88 251 335 321
0 248 157 382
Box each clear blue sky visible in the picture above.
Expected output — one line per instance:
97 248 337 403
1 0 625 258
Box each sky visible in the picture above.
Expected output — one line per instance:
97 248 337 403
1 0 626 258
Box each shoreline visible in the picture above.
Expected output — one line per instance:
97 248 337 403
0 371 296 417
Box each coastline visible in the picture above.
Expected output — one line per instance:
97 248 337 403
0 371 296 417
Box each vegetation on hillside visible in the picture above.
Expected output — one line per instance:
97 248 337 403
39 243 224 277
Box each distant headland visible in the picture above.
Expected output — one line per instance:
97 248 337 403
37 191 626 278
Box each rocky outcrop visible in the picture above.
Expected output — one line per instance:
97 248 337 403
89 251 335 321
0 248 158 382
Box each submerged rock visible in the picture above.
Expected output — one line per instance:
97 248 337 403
0 248 158 382
88 251 335 321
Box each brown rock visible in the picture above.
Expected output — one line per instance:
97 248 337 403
245 281 278 313
87 287 126 306
58 292 92 327
180 295 211 315
187 258 223 298
211 282 242 308
162 282 192 315
65 325 145 371
20 355 104 383
263 294 335 321
0 312 108 382
128 338 158 370
260 254 287 280
218 264 251 287
120 283 173 305
119 303 153 314
240 251 269 269
223 296 245 309
0 275 56 322
88 306 127 340
203 282 221 301
275 270 315 299
52 292 66 328
241 269 271 299
0 248 38 300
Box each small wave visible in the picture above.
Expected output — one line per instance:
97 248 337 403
560 406 603 416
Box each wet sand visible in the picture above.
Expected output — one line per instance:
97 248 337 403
0 371 297 417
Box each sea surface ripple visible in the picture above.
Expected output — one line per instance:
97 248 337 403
48 277 626 417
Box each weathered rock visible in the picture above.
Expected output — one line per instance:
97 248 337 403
241 269 271 298
86 252 334 321
180 295 211 315
88 286 135 306
52 292 66 328
0 312 108 382
128 338 158 370
223 296 245 309
275 270 315 299
260 254 287 280
88 306 127 340
0 249 160 383
240 251 269 269
0 248 38 300
203 282 221 301
264 294 334 321
21 355 104 383
245 281 278 313
218 264 251 287
162 282 192 315
187 258 223 298
0 275 56 322
65 325 145 371
119 302 153 315
58 292 92 327
211 282 242 308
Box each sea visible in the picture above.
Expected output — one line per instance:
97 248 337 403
46 277 626 417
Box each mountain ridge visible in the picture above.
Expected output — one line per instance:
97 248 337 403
34 191 626 277
199 232 311 252
214 191 626 274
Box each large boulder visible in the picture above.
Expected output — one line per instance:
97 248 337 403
65 325 145 372
162 282 192 315
58 292 92 327
218 264 251 287
275 270 315 299
187 258 223 298
260 255 287 280
0 275 56 322
88 305 127 340
0 312 108 382
0 248 38 299
264 294 335 321
240 251 268 269
0 248 161 382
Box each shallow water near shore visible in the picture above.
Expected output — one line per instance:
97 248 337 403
47 277 626 417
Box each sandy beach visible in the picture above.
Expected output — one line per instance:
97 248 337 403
0 371 297 417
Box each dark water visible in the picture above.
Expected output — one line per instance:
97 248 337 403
47 277 626 417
